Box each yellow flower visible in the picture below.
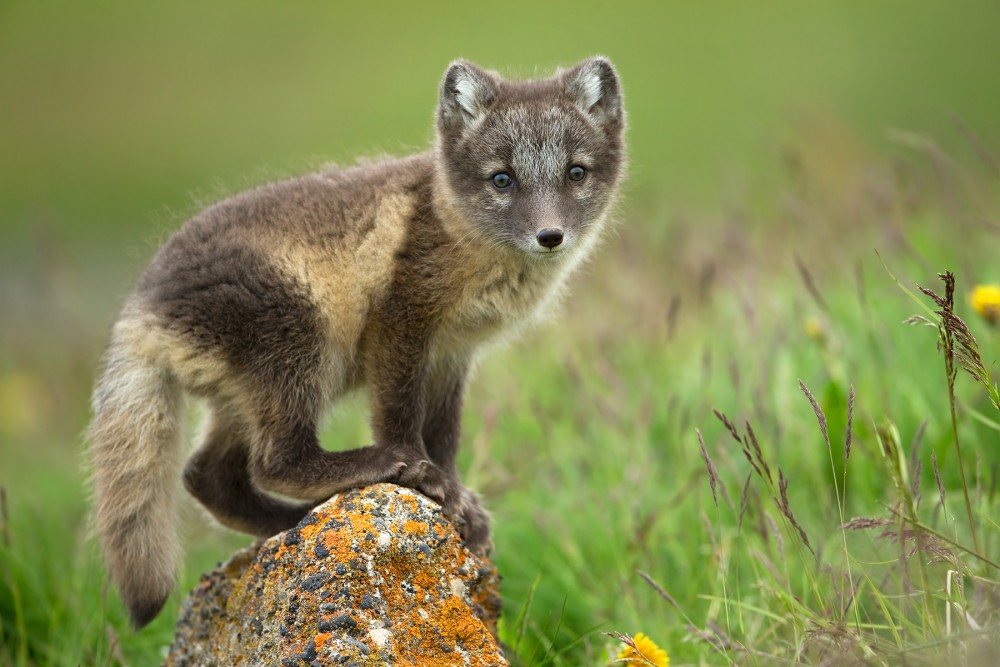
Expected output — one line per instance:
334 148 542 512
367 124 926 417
0 371 52 438
617 632 669 667
971 284 1000 325
804 316 826 342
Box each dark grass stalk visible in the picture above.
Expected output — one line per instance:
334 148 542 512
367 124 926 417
0 492 30 667
874 420 939 632
776 469 814 557
665 293 681 341
713 409 815 560
636 570 682 614
883 506 1000 570
910 459 923 510
889 262 991 558
101 625 125 667
892 626 1000 664
918 272 983 557
949 113 1000 177
512 574 540 655
798 380 859 629
764 512 786 576
795 254 829 314
635 569 705 639
737 472 752 532
743 421 773 486
932 452 947 518
975 452 984 527
695 428 737 647
0 486 8 548
534 594 567 666
713 409 835 634
539 621 605 667
697 429 719 509
845 385 854 466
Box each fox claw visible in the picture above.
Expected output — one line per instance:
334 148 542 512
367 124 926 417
394 459 429 486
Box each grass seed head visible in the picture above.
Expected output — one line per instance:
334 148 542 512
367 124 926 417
738 472 752 531
744 421 773 485
932 451 947 510
845 384 855 461
777 468 815 555
696 429 719 508
799 379 831 451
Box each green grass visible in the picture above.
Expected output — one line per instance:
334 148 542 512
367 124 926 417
9 136 999 665
3 2 1000 665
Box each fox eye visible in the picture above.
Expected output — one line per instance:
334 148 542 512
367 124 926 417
491 172 513 190
568 165 587 182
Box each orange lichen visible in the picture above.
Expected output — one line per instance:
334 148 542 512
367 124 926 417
319 530 341 554
437 594 487 648
404 519 430 535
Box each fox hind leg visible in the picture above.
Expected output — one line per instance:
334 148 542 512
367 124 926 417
183 407 315 538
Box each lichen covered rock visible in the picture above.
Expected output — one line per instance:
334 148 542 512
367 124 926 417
165 484 506 666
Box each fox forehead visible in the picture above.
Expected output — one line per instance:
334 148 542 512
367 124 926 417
475 104 596 186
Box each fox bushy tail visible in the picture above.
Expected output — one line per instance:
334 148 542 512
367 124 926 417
88 325 183 629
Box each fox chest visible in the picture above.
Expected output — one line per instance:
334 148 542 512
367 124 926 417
438 264 556 345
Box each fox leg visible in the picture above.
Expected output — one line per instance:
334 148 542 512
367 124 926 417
420 358 492 555
245 387 429 501
183 407 316 537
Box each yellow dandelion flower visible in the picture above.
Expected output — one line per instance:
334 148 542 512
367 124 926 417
971 284 1000 325
617 632 669 667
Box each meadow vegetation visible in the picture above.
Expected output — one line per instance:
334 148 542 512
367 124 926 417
3 2 1000 665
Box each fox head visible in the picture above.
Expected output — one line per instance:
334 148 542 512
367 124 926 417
435 57 626 261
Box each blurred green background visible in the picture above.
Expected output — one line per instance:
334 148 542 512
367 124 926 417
3 1 1000 664
4 1 1000 246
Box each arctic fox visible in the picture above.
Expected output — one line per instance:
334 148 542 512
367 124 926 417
88 57 626 627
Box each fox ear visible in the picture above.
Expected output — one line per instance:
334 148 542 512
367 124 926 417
563 56 623 126
439 60 497 132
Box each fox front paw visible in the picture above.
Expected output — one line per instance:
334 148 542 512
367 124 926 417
446 486 492 556
390 458 429 487
414 463 451 506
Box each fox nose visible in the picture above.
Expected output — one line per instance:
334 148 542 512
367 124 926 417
536 228 564 249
